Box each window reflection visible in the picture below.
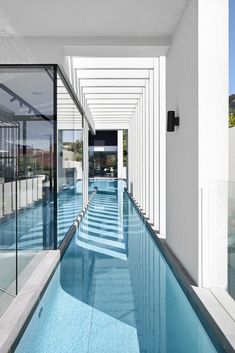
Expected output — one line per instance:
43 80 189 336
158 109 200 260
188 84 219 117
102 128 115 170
57 73 83 246
0 66 84 316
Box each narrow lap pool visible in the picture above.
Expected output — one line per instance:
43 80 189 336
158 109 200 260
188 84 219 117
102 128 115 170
15 180 219 353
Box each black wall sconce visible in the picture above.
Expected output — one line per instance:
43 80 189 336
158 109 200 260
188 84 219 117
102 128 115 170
167 111 180 132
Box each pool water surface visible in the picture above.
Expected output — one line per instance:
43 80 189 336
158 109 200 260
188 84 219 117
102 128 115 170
16 179 219 353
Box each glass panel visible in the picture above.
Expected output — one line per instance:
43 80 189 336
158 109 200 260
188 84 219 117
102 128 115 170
228 0 235 299
208 179 235 299
0 116 17 314
228 181 235 298
89 130 117 178
57 72 83 246
0 66 55 295
89 151 117 178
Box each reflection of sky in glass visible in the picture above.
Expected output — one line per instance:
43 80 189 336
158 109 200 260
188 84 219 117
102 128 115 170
62 130 82 143
26 121 53 151
230 0 235 95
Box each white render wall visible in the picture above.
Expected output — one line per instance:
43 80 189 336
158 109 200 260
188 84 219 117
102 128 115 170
198 0 228 288
166 0 199 283
166 0 228 286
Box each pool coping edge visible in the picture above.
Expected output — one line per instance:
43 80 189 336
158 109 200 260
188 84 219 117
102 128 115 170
0 250 60 353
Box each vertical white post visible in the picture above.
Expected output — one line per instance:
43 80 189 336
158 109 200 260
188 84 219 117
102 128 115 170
153 58 160 230
82 119 89 208
134 111 137 200
137 101 140 202
149 70 154 224
129 119 134 194
118 130 123 179
159 57 166 237
139 94 143 207
142 87 146 213
145 78 150 219
128 125 132 192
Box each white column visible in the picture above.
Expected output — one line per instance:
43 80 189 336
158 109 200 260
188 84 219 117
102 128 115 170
153 58 160 230
137 101 140 202
118 130 124 179
198 0 228 288
129 120 134 194
149 70 154 224
82 119 89 208
159 57 166 237
139 94 143 208
145 78 150 218
142 87 146 213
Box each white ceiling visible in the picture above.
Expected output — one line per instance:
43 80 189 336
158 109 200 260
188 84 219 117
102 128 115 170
0 0 187 37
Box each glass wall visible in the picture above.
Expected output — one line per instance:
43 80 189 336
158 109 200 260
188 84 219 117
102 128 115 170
89 150 117 178
89 130 118 178
57 72 83 246
0 65 85 316
228 0 235 300
0 117 18 315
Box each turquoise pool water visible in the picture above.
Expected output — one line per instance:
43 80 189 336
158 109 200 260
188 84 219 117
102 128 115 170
0 183 83 250
15 179 219 353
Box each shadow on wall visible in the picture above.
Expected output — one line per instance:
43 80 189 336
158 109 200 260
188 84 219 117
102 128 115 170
130 181 133 195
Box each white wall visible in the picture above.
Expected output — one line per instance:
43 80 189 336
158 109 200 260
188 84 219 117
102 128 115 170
166 0 199 283
166 0 228 286
198 0 228 288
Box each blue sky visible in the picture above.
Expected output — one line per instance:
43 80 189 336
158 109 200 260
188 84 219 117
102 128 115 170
230 0 235 95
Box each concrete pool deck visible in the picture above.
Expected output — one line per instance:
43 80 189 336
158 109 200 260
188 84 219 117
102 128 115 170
0 250 60 353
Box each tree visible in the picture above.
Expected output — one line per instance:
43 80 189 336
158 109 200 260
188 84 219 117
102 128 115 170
67 140 83 161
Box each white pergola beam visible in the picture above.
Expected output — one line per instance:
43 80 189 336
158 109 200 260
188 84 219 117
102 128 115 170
84 93 140 99
86 99 138 104
94 118 131 121
80 79 146 87
92 115 133 118
88 104 137 109
73 57 155 69
95 123 130 130
91 109 134 116
82 87 143 94
76 69 150 79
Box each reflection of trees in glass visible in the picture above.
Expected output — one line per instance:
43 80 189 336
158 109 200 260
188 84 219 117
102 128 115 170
123 130 127 167
105 154 116 167
229 95 235 128
230 113 235 128
66 140 83 162
18 151 51 179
